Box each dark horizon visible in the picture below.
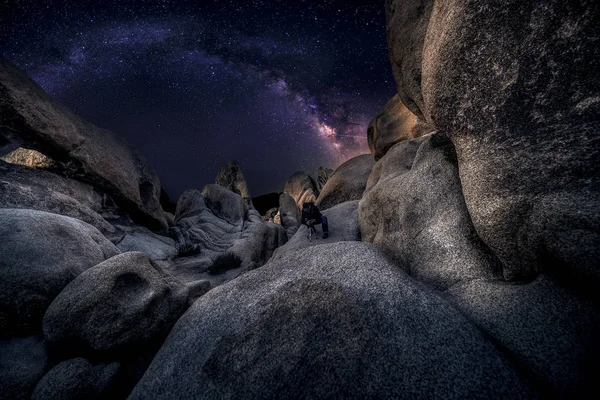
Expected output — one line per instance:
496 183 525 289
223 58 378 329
0 0 396 199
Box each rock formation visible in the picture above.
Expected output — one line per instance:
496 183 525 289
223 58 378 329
0 209 119 337
276 193 300 239
316 166 332 192
0 57 167 231
386 0 600 293
282 171 318 210
130 242 533 399
315 154 374 211
367 94 433 160
169 185 287 285
360 134 499 290
215 160 251 202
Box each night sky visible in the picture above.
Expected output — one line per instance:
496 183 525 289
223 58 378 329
0 0 396 198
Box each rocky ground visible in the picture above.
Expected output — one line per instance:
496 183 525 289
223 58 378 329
1 1 600 399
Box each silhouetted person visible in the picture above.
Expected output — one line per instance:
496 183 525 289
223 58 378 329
301 201 328 239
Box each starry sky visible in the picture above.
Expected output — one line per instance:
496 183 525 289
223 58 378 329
0 0 396 198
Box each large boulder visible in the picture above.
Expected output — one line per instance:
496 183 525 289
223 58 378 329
272 200 361 259
0 160 116 235
359 134 498 290
387 1 600 292
0 209 119 337
215 160 251 201
130 242 532 399
0 336 48 400
446 276 600 398
282 171 319 210
277 193 300 239
169 186 286 285
43 252 189 356
367 95 433 160
316 154 375 211
32 358 119 400
0 57 167 231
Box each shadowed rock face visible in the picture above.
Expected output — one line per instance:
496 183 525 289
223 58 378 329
130 242 533 400
0 57 167 231
282 171 319 211
215 160 251 201
367 95 433 161
0 209 119 338
316 154 374 211
277 193 300 239
387 0 600 291
0 336 48 400
360 134 499 290
316 166 333 192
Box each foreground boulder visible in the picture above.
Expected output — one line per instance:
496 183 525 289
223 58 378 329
0 209 119 337
32 358 119 400
215 160 251 202
170 185 286 284
0 336 48 400
282 171 319 210
367 95 433 160
43 252 188 356
447 276 600 398
0 57 167 231
316 154 374 211
387 1 600 293
272 200 361 259
130 242 532 399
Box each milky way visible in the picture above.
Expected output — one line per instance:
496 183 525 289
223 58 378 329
0 0 396 197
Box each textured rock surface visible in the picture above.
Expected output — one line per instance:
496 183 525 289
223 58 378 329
388 1 600 291
282 171 318 210
130 242 532 399
169 186 286 285
447 276 600 398
367 95 433 160
116 232 177 261
32 358 119 400
0 160 116 234
1 147 55 168
272 200 361 260
277 193 300 239
385 0 434 119
0 57 167 231
360 134 498 290
43 252 188 355
215 160 251 201
316 154 374 211
0 336 48 400
0 209 119 337
316 166 332 192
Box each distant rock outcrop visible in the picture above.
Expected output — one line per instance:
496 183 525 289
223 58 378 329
215 160 251 202
1 147 55 169
316 154 374 211
316 166 332 192
367 95 433 160
169 185 287 285
0 57 167 231
251 192 280 216
359 134 499 290
277 193 300 239
0 209 119 338
130 242 532 399
282 171 318 210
